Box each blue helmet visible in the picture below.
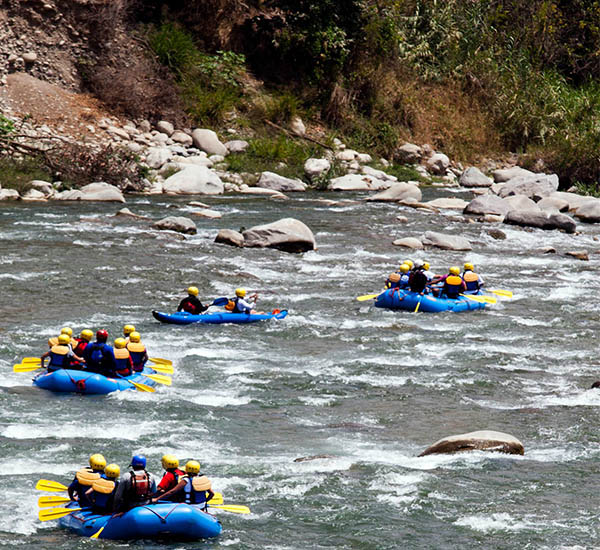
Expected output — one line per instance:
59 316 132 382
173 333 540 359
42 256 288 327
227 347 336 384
130 454 146 469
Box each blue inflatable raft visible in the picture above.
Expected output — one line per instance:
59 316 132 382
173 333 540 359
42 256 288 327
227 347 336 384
374 289 486 313
152 309 288 325
58 502 222 540
33 366 158 395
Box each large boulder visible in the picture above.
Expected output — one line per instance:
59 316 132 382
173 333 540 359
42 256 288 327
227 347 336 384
365 181 422 202
425 197 468 210
145 146 172 169
418 430 524 457
242 218 316 253
549 191 595 211
495 173 559 200
574 200 600 223
191 129 228 156
215 228 244 247
421 231 472 251
29 180 53 195
162 165 224 195
328 174 389 191
361 165 397 181
459 167 493 188
0 188 20 200
392 237 423 249
503 195 539 211
504 209 576 233
257 171 307 192
304 158 331 180
492 166 535 183
426 153 450 175
537 196 569 213
79 182 125 202
152 216 197 235
464 195 510 216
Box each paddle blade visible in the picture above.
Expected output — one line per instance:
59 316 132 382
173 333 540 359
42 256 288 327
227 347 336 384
209 504 250 514
210 492 224 505
38 495 72 508
148 357 172 366
145 373 172 386
13 363 42 372
38 507 81 521
460 294 495 304
22 357 42 363
90 526 104 539
356 294 379 302
149 363 174 375
211 297 229 307
489 289 513 298
36 479 68 492
130 381 156 393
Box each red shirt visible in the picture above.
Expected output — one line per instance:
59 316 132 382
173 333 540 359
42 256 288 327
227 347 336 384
158 468 184 491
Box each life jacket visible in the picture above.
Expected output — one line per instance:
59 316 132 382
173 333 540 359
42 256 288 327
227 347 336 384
463 271 481 292
74 468 101 508
232 297 251 314
127 342 147 372
130 470 151 501
386 272 401 289
158 468 185 499
114 348 132 376
48 345 70 371
73 338 88 356
443 275 464 298
48 337 58 348
91 478 118 511
183 475 211 505
86 342 110 371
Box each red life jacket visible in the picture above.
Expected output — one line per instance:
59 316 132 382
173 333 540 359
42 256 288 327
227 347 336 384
130 470 150 500
73 338 88 356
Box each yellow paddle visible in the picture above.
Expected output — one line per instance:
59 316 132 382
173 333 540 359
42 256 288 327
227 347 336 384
38 495 73 508
208 504 250 514
460 294 496 304
22 357 42 363
90 526 104 539
488 289 513 297
129 380 156 392
13 363 43 373
356 294 379 302
38 507 81 521
36 479 68 492
149 357 172 366
143 373 172 386
149 363 174 374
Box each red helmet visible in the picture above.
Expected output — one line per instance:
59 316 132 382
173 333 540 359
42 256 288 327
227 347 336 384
96 329 108 341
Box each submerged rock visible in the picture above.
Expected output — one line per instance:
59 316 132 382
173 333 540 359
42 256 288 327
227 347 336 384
293 455 335 463
418 430 524 457
152 216 197 235
242 217 316 253
215 229 244 247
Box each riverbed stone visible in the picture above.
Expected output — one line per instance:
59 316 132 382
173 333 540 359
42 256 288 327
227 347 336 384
225 140 249 153
421 231 472 251
171 130 193 146
418 430 524 457
152 216 197 235
365 181 422 202
537 196 569 212
574 200 600 223
162 165 224 195
304 158 331 180
191 208 222 219
496 173 559 200
361 165 397 181
239 186 286 198
215 228 244 247
464 195 510 216
503 195 539 211
566 249 589 261
146 146 172 169
242 218 316 253
425 197 468 210
492 166 535 183
335 149 358 162
395 142 422 164
328 174 389 191
549 191 595 212
459 166 493 188
79 182 126 202
504 209 576 233
392 237 423 249
257 171 307 192
426 153 450 175
487 228 507 240
21 188 47 201
28 180 53 195
156 120 174 136
192 129 228 156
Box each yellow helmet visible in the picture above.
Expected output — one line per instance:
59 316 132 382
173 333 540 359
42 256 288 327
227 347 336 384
58 334 71 345
423 262 430 270
235 288 246 298
129 331 141 343
403 260 414 269
464 262 474 272
187 286 199 296
399 264 410 274
449 266 460 276
185 460 200 475
123 324 135 336
104 463 120 479
114 338 127 349
60 327 73 337
162 454 179 470
89 453 107 470
80 329 93 342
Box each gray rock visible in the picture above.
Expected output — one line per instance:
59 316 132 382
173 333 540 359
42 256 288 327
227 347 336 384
459 166 493 188
496 174 560 200
215 229 245 247
115 208 149 220
21 189 47 201
464 195 510 216
356 153 373 164
0 188 20 200
54 190 85 201
574 200 600 223
395 143 422 164
487 228 506 240
537 196 569 212
328 174 389 192
191 208 222 219
139 120 151 133
146 147 172 169
225 140 249 153
392 237 423 249
426 153 450 175
106 126 130 140
481 214 505 223
156 120 174 136
243 217 316 253
361 165 397 181
365 181 422 202
503 195 539 211
425 197 468 210
79 182 126 202
293 454 335 463
566 250 589 261
549 191 595 212
421 231 472 251
304 158 331 179
171 130 193 146
418 430 524 457
492 166 535 183
239 186 286 198
28 179 53 195
191 129 228 156
504 209 576 233
153 216 197 235
162 165 224 195
290 116 306 136
257 171 307 192
335 149 359 162
22 52 37 63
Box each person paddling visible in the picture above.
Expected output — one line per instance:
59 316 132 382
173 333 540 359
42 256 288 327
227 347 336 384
153 454 186 500
408 262 428 293
229 288 263 314
68 453 107 508
113 338 133 376
127 332 148 373
462 262 485 294
178 287 208 314
112 455 156 514
123 324 136 343
151 460 214 511
440 266 467 299
83 330 116 376
86 463 120 514
41 333 85 372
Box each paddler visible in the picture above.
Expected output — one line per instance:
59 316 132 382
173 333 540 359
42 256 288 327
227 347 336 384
122 324 136 343
48 326 75 348
68 453 107 508
177 286 208 314
126 332 148 373
82 330 116 376
85 463 121 514
153 454 185 500
113 338 133 376
230 288 263 314
41 333 85 372
439 266 466 299
462 262 485 294
408 261 428 293
151 460 214 511
112 455 157 514
70 329 93 369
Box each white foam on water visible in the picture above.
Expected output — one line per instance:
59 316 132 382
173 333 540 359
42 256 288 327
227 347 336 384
0 458 76 476
0 490 41 535
543 286 586 301
298 395 339 406
1 420 158 440
0 271 59 280
454 512 540 533
177 387 252 407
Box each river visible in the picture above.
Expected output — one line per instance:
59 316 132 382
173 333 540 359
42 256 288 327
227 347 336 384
1 188 599 549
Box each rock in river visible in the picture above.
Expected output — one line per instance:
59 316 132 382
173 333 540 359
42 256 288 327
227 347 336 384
418 430 524 457
242 218 316 253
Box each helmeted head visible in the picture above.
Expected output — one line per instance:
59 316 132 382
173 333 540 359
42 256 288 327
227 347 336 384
104 463 120 480
185 460 200 475
58 334 71 345
423 262 430 271
161 454 179 470
80 329 93 342
123 324 135 336
464 262 474 272
399 264 410 274
413 260 424 270
403 260 414 270
129 331 141 343
449 266 460 276
130 455 146 469
235 288 246 298
60 327 73 337
96 330 108 342
89 453 107 471
114 338 127 349
187 286 199 297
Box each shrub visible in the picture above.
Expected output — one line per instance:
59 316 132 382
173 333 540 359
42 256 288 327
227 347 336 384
0 156 50 193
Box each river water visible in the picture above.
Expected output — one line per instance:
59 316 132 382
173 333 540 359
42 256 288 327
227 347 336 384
1 189 599 549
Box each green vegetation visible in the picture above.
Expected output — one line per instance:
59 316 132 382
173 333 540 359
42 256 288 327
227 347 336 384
0 156 50 193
